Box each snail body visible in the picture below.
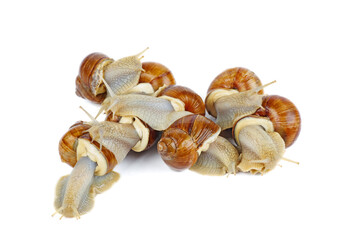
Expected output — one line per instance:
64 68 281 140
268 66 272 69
104 48 148 95
190 136 239 176
206 67 264 117
100 93 192 131
54 156 119 219
212 85 268 130
54 119 140 219
105 113 160 152
233 117 285 174
98 82 205 131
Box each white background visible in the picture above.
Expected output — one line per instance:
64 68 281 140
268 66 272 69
1 0 359 239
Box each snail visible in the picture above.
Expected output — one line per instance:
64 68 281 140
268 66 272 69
53 108 141 219
75 49 179 103
232 95 301 174
205 67 276 130
157 114 239 176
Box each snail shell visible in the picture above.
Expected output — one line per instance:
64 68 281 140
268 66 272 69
207 67 263 94
75 53 113 104
157 114 221 170
158 85 206 115
58 121 117 175
139 62 176 91
255 95 301 147
206 67 263 117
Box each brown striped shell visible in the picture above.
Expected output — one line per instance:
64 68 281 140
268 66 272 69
139 62 176 91
105 112 160 151
207 67 264 95
58 121 117 174
75 53 114 104
157 114 220 170
158 85 206 115
255 95 301 148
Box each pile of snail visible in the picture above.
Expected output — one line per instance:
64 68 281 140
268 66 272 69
53 48 301 219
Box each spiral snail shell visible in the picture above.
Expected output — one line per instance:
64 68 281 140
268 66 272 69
254 95 301 148
157 114 221 170
158 85 206 115
75 53 113 104
139 62 176 91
